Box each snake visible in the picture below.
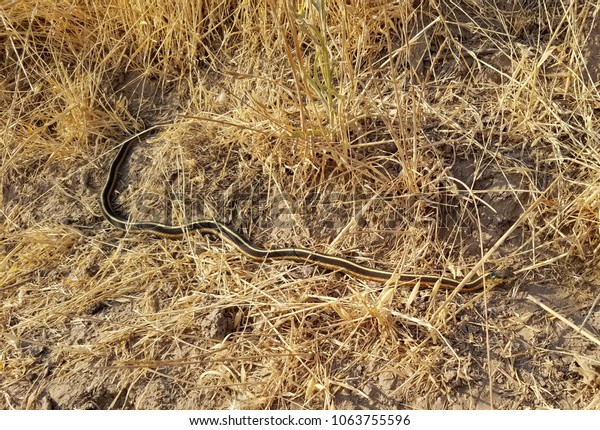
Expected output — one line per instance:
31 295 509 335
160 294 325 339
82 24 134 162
100 125 514 292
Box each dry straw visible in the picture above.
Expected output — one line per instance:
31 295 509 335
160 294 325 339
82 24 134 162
1 0 599 410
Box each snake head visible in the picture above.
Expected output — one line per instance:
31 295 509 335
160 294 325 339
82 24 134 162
486 269 515 286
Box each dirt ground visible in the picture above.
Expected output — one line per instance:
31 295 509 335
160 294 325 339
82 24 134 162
1 1 600 410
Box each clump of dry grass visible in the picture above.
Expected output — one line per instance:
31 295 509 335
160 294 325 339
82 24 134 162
1 0 600 410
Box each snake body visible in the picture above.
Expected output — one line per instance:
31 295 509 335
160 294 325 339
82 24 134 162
100 126 513 292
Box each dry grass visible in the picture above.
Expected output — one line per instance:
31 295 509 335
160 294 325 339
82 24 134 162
1 0 600 410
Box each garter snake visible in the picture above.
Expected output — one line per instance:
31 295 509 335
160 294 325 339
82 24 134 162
100 126 514 292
